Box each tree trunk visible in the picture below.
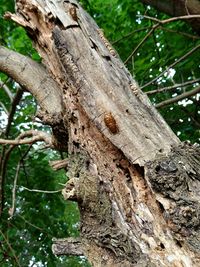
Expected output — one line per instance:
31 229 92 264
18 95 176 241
2 0 200 266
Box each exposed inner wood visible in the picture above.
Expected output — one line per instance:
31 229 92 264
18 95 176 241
5 0 200 266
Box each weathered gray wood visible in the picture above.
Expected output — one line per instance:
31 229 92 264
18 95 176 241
6 1 200 266
0 46 62 114
11 0 179 166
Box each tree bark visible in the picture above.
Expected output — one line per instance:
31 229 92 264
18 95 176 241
1 0 200 266
140 0 200 35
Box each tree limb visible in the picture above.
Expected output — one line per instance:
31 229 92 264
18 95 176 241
0 46 63 114
140 0 200 35
22 187 62 194
0 129 53 146
143 14 200 24
156 86 200 108
146 78 200 95
49 159 69 170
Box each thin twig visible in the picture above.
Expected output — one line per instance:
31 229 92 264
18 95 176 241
0 136 47 145
124 26 157 64
112 26 151 45
5 88 24 137
159 26 200 40
0 145 15 216
0 78 13 101
0 129 52 146
113 24 199 49
156 86 200 108
142 14 200 24
0 88 24 215
0 229 21 267
141 44 200 89
181 106 200 128
0 130 52 215
22 186 62 194
147 78 200 95
0 101 9 114
9 162 21 219
125 14 200 64
9 145 33 219
18 214 45 231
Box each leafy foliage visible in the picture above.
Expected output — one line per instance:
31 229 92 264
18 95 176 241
0 0 200 266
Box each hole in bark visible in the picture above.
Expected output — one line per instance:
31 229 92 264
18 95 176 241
125 109 129 113
70 113 77 123
112 221 116 227
116 163 120 168
54 18 65 30
176 240 182 248
134 164 144 176
104 234 110 239
156 200 165 213
74 128 77 135
85 159 90 170
155 165 160 172
103 55 111 61
160 243 165 249
82 125 85 132
73 141 80 148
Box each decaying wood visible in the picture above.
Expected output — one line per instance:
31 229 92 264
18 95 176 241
2 0 200 266
6 0 180 165
52 237 83 256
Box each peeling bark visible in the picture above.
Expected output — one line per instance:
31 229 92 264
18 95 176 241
2 0 200 266
146 143 200 253
52 237 83 256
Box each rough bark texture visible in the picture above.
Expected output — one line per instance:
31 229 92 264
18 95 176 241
140 0 200 35
2 0 200 266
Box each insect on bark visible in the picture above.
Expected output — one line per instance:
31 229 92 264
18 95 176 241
104 112 119 134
